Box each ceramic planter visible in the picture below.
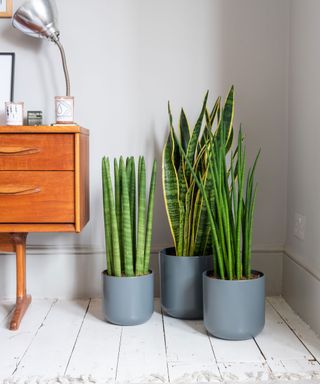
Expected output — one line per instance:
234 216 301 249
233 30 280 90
102 270 154 326
159 247 213 319
203 270 265 340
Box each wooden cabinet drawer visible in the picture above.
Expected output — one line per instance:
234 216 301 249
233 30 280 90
0 171 74 223
0 134 74 170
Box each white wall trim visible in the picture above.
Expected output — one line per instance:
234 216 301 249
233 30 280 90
284 248 320 283
282 251 320 335
23 244 285 256
0 245 283 299
150 244 284 254
25 245 105 256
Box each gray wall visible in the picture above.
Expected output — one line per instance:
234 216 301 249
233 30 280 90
283 0 320 334
0 0 289 298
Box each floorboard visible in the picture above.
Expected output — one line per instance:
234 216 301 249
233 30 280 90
267 359 320 381
66 298 122 380
13 299 89 379
0 299 55 380
217 361 271 382
268 296 320 361
255 302 313 361
0 297 319 383
163 313 220 383
209 334 270 382
116 300 168 383
210 336 265 363
0 299 14 324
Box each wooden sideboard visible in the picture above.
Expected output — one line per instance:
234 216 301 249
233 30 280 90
0 125 89 330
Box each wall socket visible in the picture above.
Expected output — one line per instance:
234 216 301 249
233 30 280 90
294 213 306 240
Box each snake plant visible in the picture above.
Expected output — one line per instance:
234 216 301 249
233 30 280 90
102 156 157 277
174 88 260 279
162 87 234 256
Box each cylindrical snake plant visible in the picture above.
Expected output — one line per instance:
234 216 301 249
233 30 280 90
162 86 235 256
174 88 260 280
102 156 157 277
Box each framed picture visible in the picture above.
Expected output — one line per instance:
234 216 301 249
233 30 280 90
0 53 15 125
0 0 12 18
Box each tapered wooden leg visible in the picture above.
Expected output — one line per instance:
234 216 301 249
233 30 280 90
9 233 31 331
0 233 31 330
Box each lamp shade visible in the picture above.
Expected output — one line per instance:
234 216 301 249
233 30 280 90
12 0 59 41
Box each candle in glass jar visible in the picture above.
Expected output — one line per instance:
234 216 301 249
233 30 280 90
55 96 74 124
5 102 24 125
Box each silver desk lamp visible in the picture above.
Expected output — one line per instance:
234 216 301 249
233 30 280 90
12 0 70 96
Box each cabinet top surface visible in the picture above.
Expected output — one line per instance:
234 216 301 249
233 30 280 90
0 125 89 135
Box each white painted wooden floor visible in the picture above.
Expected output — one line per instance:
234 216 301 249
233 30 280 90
0 297 320 383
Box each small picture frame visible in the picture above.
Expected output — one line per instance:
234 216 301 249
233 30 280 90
0 53 15 125
0 0 12 18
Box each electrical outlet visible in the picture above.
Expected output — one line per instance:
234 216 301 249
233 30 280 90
294 213 306 240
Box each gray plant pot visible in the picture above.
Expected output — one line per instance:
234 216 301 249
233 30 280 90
203 270 265 340
159 247 213 319
102 270 154 326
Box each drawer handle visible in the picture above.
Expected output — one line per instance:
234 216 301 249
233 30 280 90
0 147 40 156
0 185 41 196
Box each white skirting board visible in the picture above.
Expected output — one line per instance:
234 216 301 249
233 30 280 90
0 245 283 299
282 252 320 336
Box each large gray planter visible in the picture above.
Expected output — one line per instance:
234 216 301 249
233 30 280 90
203 270 265 340
102 271 154 326
159 247 213 319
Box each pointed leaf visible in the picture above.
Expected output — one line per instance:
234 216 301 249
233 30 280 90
162 129 181 250
179 108 190 152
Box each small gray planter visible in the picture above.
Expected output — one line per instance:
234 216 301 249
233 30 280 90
102 271 154 326
159 247 213 319
203 270 265 340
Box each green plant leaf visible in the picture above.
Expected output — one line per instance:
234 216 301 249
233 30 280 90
144 160 157 273
193 171 212 255
215 86 234 147
127 157 136 270
114 158 124 272
168 102 181 171
162 129 181 251
120 157 134 276
104 157 121 277
179 108 190 153
185 91 208 183
102 157 113 275
136 156 146 275
183 184 193 255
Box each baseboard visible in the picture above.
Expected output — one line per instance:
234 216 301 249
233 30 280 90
0 245 283 299
283 251 320 335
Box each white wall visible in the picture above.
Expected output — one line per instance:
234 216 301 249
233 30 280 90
0 0 289 298
284 0 320 334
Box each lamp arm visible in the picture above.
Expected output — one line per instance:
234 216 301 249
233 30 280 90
55 39 70 96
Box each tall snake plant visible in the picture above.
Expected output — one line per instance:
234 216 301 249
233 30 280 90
162 87 235 256
174 88 260 279
102 156 157 277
